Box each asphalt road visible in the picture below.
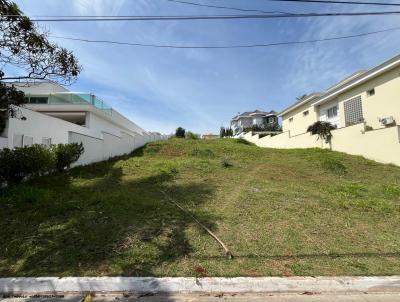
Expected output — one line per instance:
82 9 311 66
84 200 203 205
1 293 400 302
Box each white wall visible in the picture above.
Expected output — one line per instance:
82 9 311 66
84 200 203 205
5 107 91 148
0 137 8 149
69 132 104 165
2 107 166 166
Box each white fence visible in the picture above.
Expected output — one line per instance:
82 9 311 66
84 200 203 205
2 107 167 166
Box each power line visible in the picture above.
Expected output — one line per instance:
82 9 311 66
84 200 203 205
50 26 400 48
164 0 291 14
269 0 400 6
2 11 400 22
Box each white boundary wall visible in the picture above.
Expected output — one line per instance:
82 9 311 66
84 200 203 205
244 123 400 166
1 107 167 166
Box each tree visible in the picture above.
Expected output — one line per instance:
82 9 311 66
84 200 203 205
175 127 186 138
0 0 81 133
0 83 25 132
220 127 226 138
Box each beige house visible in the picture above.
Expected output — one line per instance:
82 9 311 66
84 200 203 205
280 54 400 135
242 54 400 166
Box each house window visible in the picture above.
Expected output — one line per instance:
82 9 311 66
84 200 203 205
23 136 33 147
327 106 338 119
344 96 363 126
367 88 375 97
29 97 48 104
42 137 51 147
289 117 293 123
13 134 23 148
303 110 309 116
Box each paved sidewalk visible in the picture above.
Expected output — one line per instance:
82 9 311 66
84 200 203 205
1 293 400 302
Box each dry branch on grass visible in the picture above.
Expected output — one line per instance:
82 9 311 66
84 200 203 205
159 189 233 259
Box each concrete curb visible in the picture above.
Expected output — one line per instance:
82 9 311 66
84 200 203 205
1 277 400 295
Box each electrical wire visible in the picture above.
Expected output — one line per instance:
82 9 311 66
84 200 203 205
49 25 400 49
1 11 400 22
164 0 291 14
269 0 400 6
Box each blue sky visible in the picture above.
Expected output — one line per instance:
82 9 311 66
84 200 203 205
13 0 400 134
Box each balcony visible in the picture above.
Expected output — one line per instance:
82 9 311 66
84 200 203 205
25 92 113 116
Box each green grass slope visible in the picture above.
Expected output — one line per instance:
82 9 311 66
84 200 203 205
0 138 399 277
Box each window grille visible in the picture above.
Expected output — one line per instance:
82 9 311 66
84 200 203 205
344 96 363 126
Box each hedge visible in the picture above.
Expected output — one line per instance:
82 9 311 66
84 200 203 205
0 142 84 184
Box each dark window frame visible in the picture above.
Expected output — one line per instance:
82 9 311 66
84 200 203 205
327 106 338 119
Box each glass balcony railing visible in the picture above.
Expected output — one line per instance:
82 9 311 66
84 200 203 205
25 93 113 115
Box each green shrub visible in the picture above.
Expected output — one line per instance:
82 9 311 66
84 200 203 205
185 131 199 140
307 121 336 143
365 125 373 132
52 142 84 172
175 127 186 138
0 144 56 184
221 158 233 168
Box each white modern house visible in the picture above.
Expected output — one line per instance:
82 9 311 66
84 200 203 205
0 82 167 165
230 110 278 136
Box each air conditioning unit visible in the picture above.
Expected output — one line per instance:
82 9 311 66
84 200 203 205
379 116 395 126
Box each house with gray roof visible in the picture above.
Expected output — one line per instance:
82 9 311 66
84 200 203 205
230 110 278 136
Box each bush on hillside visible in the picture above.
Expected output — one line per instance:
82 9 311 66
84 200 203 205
0 144 56 184
175 127 186 138
244 123 282 133
52 142 84 172
0 143 84 184
221 158 233 168
307 121 336 143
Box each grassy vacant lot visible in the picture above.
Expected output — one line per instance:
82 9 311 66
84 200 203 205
1 138 400 277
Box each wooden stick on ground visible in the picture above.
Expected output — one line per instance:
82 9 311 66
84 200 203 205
159 189 233 260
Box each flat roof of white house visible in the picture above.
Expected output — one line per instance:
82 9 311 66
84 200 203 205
13 81 147 135
279 53 400 117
